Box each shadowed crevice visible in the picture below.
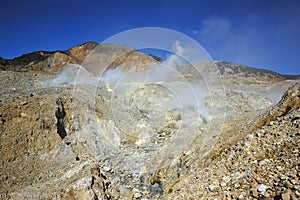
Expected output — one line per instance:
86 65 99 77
55 98 67 139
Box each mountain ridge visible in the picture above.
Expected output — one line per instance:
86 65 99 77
215 61 300 80
0 42 156 73
1 42 299 79
0 42 98 72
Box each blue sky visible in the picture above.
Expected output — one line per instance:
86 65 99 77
1 0 299 74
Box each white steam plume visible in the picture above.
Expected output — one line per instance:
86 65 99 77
51 65 78 85
49 41 211 121
102 41 211 121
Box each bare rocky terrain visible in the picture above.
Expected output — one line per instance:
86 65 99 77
0 42 299 199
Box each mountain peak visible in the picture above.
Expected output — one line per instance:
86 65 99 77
0 42 99 72
67 41 98 52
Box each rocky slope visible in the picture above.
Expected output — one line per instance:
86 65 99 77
0 43 299 199
165 82 300 199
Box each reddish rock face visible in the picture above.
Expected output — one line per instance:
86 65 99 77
82 44 156 76
66 41 99 63
31 52 78 73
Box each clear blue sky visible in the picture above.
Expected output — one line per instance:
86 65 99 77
1 0 299 74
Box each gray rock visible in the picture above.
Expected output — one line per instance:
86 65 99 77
222 175 231 182
257 184 267 193
220 181 226 188
208 185 217 192
132 188 141 199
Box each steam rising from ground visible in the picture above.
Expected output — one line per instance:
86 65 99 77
50 39 224 174
101 41 212 121
50 41 212 121
51 65 78 85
